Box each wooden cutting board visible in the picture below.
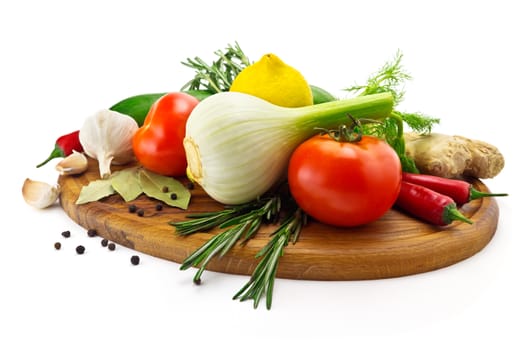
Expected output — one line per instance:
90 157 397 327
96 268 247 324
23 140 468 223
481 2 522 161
58 159 499 281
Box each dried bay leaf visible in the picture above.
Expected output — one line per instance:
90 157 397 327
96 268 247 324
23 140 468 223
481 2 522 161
76 178 115 204
110 167 142 202
138 169 191 209
75 167 192 208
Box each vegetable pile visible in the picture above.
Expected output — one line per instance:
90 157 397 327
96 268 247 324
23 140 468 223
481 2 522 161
23 42 508 310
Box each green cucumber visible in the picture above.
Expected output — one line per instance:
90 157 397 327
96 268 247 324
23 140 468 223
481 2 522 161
310 85 337 104
109 90 212 126
110 87 332 127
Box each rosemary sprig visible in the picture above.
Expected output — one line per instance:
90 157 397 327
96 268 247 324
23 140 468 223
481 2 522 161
233 207 306 310
180 41 251 93
171 186 305 309
170 200 264 236
173 195 282 285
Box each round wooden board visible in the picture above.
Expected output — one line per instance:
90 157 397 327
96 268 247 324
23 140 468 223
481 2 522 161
58 159 499 281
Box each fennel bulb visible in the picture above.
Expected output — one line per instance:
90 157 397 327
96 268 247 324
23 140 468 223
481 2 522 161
184 91 393 205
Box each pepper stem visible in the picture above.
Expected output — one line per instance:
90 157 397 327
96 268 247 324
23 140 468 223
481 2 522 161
469 188 508 201
36 146 65 168
444 203 473 225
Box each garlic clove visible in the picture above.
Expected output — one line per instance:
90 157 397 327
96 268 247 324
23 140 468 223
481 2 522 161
22 178 60 209
55 150 88 176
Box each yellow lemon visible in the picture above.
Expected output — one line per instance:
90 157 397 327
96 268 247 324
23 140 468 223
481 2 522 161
230 53 313 107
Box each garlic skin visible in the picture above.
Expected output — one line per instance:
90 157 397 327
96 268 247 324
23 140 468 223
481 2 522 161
55 150 88 176
22 178 60 209
79 109 138 179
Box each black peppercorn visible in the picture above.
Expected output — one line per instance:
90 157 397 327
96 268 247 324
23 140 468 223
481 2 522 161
185 182 194 190
155 203 163 211
76 245 85 254
128 204 137 213
54 242 61 250
87 229 97 237
61 230 71 238
162 186 169 193
130 255 140 265
170 193 178 200
108 243 116 251
137 209 145 217
101 238 108 247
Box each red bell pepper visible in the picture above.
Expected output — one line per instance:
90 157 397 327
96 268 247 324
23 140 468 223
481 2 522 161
132 92 199 177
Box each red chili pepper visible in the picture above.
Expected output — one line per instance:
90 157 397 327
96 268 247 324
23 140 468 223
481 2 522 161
36 130 83 168
402 172 507 206
395 181 473 226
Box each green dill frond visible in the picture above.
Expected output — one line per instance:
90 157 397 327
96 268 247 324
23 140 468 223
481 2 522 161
400 112 440 134
345 50 411 106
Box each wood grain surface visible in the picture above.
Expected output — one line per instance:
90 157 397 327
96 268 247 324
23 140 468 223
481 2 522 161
58 159 500 281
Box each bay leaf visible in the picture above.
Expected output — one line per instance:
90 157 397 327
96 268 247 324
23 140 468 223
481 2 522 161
110 167 142 202
76 178 115 204
138 169 191 209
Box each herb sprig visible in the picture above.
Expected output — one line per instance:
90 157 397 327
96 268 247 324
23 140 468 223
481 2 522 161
174 195 281 285
180 41 251 93
171 189 304 309
344 50 440 172
345 50 411 106
233 207 306 309
345 50 440 134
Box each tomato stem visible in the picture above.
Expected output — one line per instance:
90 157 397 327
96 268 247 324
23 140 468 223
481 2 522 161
314 114 364 143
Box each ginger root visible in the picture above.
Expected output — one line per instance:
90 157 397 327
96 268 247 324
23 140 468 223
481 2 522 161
404 133 505 179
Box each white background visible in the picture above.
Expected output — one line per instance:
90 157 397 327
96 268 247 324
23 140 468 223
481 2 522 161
1 1 522 349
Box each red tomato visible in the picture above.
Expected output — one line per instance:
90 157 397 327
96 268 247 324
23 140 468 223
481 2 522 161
133 92 199 176
287 134 402 227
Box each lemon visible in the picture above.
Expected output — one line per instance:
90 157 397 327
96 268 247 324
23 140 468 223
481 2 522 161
229 53 313 107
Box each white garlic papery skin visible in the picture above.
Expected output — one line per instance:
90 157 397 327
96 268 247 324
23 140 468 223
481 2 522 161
55 150 88 176
22 178 60 209
79 109 138 179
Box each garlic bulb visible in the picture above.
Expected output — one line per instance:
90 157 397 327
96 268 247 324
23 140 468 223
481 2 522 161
55 150 88 176
79 109 138 179
22 178 60 209
184 91 393 205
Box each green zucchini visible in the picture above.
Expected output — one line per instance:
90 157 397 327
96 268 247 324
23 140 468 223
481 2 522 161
109 90 212 126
